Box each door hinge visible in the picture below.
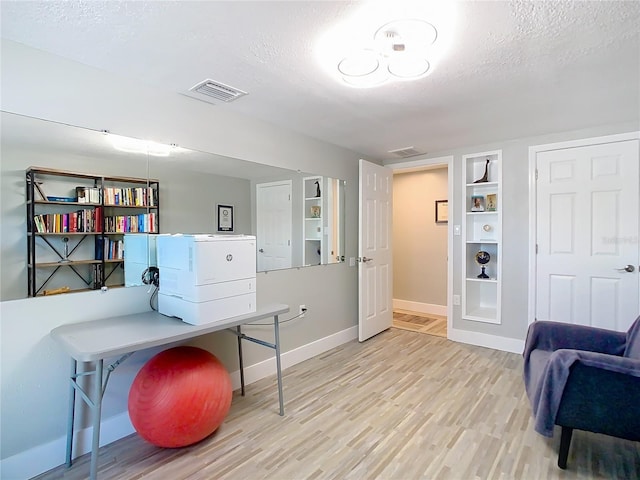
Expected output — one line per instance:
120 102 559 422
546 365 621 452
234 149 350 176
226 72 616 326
288 240 290 246
535 169 538 181
536 244 538 254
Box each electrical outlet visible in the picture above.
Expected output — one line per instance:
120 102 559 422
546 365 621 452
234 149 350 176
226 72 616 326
453 295 461 306
299 304 306 317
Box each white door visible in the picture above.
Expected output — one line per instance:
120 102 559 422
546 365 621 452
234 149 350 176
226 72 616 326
358 159 393 341
536 139 639 331
256 181 292 271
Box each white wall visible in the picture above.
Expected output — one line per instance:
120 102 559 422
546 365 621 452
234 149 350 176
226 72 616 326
0 40 361 478
393 167 448 310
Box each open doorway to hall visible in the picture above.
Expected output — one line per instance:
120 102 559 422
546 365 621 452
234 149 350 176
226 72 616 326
391 164 449 338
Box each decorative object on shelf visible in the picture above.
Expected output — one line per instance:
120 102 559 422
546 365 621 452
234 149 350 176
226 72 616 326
43 286 70 296
471 195 485 212
475 250 491 279
310 205 321 218
473 158 490 183
315 181 321 197
435 199 448 223
59 237 70 263
486 193 497 211
217 204 234 232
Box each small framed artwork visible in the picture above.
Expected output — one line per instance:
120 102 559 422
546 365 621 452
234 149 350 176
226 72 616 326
471 195 485 212
435 200 448 223
486 193 497 211
217 204 234 232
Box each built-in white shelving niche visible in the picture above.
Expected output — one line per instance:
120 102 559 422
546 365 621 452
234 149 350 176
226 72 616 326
461 150 502 324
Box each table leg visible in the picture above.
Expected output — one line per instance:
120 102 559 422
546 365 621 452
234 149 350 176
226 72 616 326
89 360 104 480
236 325 245 396
65 358 77 467
274 314 284 416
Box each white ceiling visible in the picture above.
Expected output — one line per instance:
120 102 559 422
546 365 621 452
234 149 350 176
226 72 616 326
2 1 639 161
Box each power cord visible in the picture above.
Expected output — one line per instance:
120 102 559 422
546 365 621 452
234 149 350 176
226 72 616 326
149 285 159 311
249 307 307 326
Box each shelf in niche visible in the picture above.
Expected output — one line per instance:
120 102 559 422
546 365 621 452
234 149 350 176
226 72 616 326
466 181 498 188
463 309 500 324
466 277 498 283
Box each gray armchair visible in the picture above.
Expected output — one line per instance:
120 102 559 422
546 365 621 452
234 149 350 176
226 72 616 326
523 316 640 468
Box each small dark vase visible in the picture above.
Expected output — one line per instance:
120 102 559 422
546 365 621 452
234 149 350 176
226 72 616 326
315 181 321 197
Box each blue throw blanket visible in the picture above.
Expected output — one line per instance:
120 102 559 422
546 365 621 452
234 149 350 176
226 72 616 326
522 320 640 437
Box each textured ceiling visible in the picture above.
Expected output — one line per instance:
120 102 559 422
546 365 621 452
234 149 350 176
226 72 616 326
2 1 639 160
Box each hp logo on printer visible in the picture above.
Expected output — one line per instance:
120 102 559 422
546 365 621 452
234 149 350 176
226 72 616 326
226 254 233 262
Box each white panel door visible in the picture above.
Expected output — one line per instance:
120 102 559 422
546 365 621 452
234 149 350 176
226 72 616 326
536 140 639 331
358 159 393 341
256 181 292 271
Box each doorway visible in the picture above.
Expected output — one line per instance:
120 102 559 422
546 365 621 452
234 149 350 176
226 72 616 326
389 156 453 338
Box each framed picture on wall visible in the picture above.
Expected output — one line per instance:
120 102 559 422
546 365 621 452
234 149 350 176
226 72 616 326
217 204 234 232
435 200 448 223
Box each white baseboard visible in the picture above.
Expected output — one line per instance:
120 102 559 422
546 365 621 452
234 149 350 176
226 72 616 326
0 411 136 480
448 326 525 354
0 326 358 480
393 299 447 317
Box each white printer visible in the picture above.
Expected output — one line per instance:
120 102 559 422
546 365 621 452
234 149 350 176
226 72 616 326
157 234 257 325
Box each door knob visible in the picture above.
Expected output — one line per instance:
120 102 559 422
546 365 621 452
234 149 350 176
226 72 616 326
616 264 635 273
358 256 373 263
259 248 264 253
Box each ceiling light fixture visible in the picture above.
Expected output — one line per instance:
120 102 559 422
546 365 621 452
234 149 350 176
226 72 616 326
335 19 437 88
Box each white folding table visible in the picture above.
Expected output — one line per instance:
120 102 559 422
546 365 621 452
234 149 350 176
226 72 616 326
50 303 289 480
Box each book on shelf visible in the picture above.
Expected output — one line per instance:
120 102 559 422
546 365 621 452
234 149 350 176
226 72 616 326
46 196 76 202
95 237 124 260
104 212 157 233
33 208 102 233
75 186 101 203
103 186 157 207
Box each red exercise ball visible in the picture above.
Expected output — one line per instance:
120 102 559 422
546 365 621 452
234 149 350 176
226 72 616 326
128 346 232 448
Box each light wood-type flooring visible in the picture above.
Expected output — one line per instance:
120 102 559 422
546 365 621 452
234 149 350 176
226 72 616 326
392 310 447 338
34 329 639 480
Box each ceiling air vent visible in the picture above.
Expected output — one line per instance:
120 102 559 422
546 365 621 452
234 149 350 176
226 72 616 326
184 79 248 104
388 146 424 158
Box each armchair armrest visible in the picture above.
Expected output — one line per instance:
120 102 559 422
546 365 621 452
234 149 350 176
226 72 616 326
523 321 626 361
530 348 640 437
557 352 640 441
